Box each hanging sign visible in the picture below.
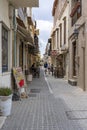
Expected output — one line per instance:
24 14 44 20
51 50 58 56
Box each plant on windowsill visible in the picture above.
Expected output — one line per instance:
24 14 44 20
0 87 12 116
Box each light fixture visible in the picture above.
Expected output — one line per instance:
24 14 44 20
73 28 79 39
73 24 81 40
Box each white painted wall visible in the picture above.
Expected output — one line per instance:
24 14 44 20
0 0 10 28
0 0 12 87
0 24 2 74
0 72 11 87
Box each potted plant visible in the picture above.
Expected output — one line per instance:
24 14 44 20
0 87 12 116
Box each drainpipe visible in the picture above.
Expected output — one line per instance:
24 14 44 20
13 9 17 67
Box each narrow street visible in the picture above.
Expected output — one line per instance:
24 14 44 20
1 68 87 130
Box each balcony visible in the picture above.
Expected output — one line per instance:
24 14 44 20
9 0 39 8
61 44 68 52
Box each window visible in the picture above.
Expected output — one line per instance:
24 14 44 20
63 17 66 44
2 26 8 72
57 28 59 49
60 24 62 47
72 6 81 26
71 0 82 26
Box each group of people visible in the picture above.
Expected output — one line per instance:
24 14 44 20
44 62 54 76
24 63 40 79
30 63 40 78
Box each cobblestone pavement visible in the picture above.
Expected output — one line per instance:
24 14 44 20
1 69 87 130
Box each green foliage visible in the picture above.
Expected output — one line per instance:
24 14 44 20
0 87 12 96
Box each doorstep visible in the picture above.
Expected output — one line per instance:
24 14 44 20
68 78 77 86
0 116 6 129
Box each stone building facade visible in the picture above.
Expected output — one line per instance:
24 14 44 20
0 0 39 88
51 0 69 78
68 0 87 90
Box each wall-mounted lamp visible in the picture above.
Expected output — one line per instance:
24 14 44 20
73 28 79 39
73 24 81 40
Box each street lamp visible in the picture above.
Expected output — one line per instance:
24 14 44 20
73 28 79 39
73 24 81 40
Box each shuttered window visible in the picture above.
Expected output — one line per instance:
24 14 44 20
2 26 8 72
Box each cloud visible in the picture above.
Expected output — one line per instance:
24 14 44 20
32 0 54 21
37 20 53 32
36 20 53 57
39 38 47 56
32 0 54 57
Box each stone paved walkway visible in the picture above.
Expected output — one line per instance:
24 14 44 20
1 68 87 130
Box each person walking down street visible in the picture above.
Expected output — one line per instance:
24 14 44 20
31 63 36 77
44 62 48 74
48 63 51 74
51 64 54 76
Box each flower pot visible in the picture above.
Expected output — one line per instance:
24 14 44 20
0 95 12 116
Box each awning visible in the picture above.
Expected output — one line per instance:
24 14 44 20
8 0 39 8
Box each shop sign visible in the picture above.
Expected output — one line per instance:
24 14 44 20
51 50 58 56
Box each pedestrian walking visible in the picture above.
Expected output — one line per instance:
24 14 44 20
30 63 36 77
51 64 54 76
48 63 51 74
44 62 48 74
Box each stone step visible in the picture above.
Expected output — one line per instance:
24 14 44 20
68 79 77 86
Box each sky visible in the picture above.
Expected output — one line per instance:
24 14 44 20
32 0 54 57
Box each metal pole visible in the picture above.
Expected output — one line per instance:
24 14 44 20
13 9 17 67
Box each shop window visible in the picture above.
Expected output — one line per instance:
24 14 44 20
2 26 8 72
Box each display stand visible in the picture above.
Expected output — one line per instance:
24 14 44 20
13 67 28 99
